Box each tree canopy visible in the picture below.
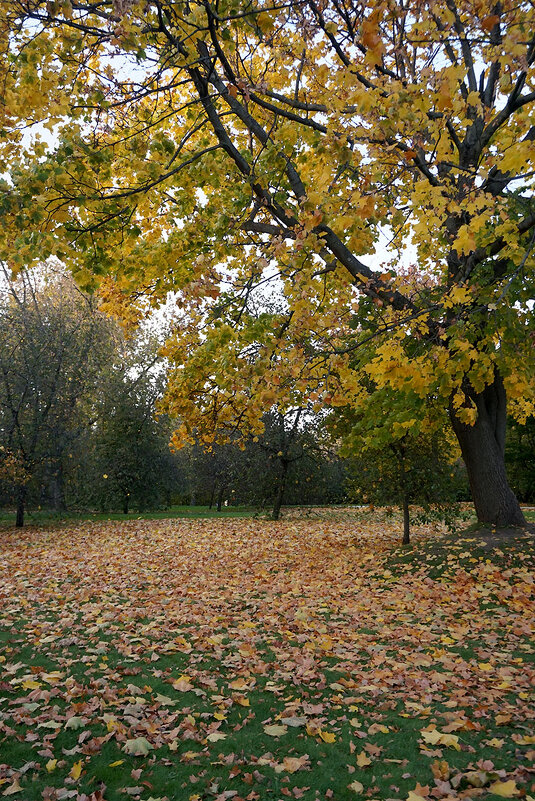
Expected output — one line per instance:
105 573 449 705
1 0 535 525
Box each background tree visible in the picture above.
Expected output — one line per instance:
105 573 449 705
68 325 185 514
334 383 468 542
3 1 535 526
89 374 166 514
505 416 535 503
176 411 348 515
252 407 337 520
177 440 246 510
345 434 468 544
0 264 117 525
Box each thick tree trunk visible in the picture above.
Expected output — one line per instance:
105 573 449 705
209 482 216 510
15 486 25 528
402 493 410 545
449 372 526 527
272 460 288 521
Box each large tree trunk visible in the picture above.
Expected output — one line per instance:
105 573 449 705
449 372 526 527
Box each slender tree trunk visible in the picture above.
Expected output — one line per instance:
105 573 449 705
209 482 216 510
216 485 225 512
52 464 67 512
123 494 129 515
402 492 410 545
272 460 289 521
449 371 526 527
16 486 26 528
394 441 411 544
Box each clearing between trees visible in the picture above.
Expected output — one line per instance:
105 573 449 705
0 512 533 800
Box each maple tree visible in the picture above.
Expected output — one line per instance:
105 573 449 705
2 0 535 526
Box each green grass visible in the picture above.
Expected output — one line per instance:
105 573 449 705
2 623 529 801
0 504 256 527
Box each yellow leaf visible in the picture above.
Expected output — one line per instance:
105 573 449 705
357 752 372 767
206 731 227 742
280 756 307 773
263 724 288 737
41 671 63 684
233 695 250 707
21 679 41 690
348 781 364 793
2 780 23 796
155 693 176 706
69 759 83 780
108 760 124 767
488 781 520 797
172 676 194 692
318 729 336 743
421 729 460 750
45 759 57 773
228 678 248 690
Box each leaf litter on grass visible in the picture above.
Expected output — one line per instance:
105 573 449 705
0 513 533 801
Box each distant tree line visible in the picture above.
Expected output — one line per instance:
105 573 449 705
1 265 530 530
0 266 348 524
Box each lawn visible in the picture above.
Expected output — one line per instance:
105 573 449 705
0 510 533 801
0 506 256 528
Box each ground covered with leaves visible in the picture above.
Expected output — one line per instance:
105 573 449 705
0 512 533 801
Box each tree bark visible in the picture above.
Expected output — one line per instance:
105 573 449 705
123 494 129 515
402 492 410 545
216 484 225 512
52 464 67 512
449 371 526 527
272 459 289 521
15 486 25 528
